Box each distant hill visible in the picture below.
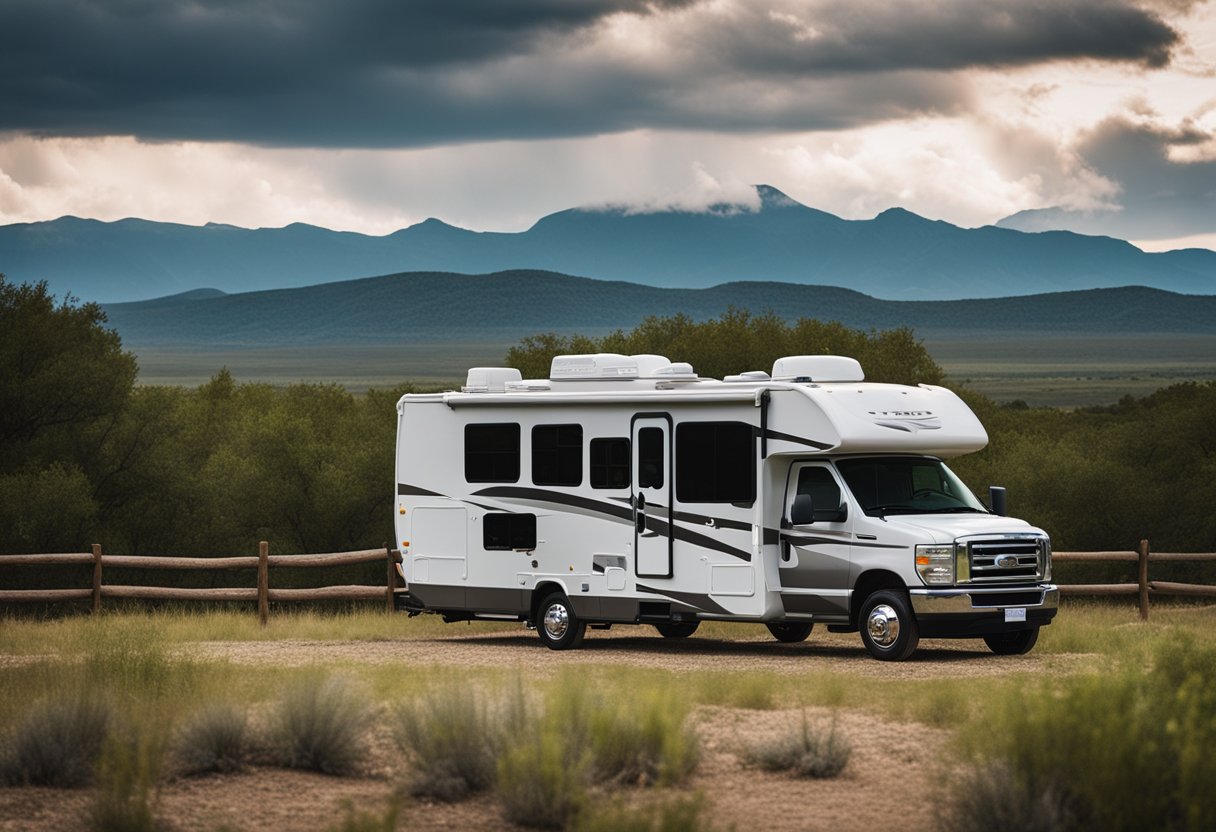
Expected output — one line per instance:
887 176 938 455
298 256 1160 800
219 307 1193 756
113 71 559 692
101 270 1216 347
6 185 1215 302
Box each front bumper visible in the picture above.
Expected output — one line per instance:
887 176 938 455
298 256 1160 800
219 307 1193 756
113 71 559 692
908 584 1058 638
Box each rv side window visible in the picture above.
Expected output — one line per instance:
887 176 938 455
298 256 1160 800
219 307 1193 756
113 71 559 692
796 466 846 522
676 421 755 503
532 424 583 486
637 428 664 488
483 513 537 550
590 438 630 489
465 423 520 483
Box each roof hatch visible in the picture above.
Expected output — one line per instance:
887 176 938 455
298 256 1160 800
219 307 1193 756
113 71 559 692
771 355 864 383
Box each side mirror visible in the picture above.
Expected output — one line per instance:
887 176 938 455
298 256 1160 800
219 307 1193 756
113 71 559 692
790 493 814 526
989 486 1007 516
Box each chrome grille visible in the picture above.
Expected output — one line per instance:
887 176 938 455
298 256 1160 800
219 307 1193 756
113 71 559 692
966 537 1043 583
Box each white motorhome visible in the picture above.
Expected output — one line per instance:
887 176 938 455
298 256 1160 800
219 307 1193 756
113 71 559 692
393 354 1057 661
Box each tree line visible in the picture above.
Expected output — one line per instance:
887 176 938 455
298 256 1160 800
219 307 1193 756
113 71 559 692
2 276 1213 570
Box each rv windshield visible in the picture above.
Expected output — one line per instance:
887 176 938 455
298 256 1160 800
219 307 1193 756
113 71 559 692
835 457 989 517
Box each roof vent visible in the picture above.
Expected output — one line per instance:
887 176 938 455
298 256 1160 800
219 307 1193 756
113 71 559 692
550 353 639 381
723 370 771 383
771 355 864 383
463 367 523 393
631 354 697 380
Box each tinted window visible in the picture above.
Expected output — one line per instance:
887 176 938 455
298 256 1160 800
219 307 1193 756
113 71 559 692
483 513 537 550
465 423 520 483
637 427 664 488
836 457 987 516
676 422 755 503
532 424 582 486
795 466 846 522
590 437 630 489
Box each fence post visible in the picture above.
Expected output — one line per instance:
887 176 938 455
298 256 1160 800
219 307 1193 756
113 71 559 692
91 544 103 614
1138 538 1150 621
385 543 395 614
258 541 269 626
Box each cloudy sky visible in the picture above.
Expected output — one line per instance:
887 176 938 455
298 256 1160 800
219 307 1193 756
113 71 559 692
1 0 1214 250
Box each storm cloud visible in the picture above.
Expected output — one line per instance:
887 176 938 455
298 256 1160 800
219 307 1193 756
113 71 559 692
0 0 1183 147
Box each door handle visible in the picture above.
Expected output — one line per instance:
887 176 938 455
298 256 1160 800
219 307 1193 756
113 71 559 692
635 493 647 534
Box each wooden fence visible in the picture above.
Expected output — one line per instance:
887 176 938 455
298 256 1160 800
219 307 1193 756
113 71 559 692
1055 539 1216 620
0 543 402 625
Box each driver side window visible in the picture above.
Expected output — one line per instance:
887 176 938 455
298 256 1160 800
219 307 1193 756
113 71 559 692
796 466 847 523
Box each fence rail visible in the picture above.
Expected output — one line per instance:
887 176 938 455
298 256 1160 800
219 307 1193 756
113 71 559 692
1055 539 1216 619
0 542 402 625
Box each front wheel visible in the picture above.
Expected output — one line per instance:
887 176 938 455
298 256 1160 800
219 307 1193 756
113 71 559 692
858 590 919 661
536 592 586 651
654 621 700 639
983 626 1039 655
766 622 814 643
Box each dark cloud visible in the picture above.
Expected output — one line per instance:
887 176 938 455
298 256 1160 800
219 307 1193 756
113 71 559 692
998 116 1216 240
0 0 1183 147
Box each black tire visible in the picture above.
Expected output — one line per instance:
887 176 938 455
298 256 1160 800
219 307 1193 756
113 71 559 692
654 621 700 639
766 622 814 643
983 626 1039 656
858 590 919 661
536 592 587 651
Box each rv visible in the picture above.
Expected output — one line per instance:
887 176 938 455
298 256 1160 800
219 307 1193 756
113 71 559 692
393 354 1057 661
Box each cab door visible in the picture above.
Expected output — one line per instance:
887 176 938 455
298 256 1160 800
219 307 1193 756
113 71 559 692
632 415 673 578
778 462 852 615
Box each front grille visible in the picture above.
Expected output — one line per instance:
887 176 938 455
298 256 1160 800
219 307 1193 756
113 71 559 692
966 537 1043 583
970 590 1044 607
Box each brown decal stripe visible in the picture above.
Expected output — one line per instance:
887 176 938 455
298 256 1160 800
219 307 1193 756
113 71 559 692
636 583 732 616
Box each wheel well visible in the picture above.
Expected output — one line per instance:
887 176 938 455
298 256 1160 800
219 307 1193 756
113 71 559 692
530 581 566 622
850 570 907 628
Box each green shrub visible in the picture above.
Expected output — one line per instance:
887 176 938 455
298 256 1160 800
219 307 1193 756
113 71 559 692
937 761 1074 832
1 693 111 787
949 637 1216 831
572 792 721 832
587 688 699 786
745 711 851 779
175 703 248 775
274 674 371 775
90 730 166 832
394 683 500 801
326 797 403 832
498 728 587 830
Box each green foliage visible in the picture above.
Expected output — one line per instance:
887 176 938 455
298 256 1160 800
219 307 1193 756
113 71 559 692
326 798 403 832
497 728 588 830
393 682 501 801
949 637 1216 832
744 711 851 779
274 674 372 775
585 686 699 786
0 693 112 787
91 730 167 832
506 308 944 385
573 793 722 832
937 761 1074 832
175 703 248 775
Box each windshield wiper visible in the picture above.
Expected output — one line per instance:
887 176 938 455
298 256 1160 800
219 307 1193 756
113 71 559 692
933 507 987 514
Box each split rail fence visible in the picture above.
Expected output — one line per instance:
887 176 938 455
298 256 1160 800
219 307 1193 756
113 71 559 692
1 538 1213 624
1055 539 1216 620
0 543 402 625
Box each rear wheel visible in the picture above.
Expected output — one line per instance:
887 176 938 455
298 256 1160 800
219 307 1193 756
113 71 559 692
766 622 814 643
536 592 586 650
654 621 700 639
858 590 919 661
983 626 1039 655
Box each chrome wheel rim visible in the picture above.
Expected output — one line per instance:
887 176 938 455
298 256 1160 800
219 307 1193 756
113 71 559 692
866 604 900 648
543 603 570 639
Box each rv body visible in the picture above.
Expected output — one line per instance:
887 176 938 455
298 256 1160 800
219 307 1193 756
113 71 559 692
394 354 1057 660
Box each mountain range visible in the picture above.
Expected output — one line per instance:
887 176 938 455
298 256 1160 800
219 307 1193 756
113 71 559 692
5 186 1215 303
102 270 1216 347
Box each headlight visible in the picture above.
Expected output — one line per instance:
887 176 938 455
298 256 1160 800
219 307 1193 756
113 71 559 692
916 544 955 585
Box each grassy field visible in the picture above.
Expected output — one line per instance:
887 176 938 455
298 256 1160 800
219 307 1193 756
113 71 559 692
126 333 1216 406
1 601 1214 830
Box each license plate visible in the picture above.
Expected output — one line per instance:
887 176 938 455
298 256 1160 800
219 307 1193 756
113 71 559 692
1004 607 1027 623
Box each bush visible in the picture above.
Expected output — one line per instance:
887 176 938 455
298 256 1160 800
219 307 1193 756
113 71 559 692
948 637 1216 831
937 761 1074 832
91 731 166 832
0 693 111 787
572 793 720 832
274 675 371 775
745 711 851 779
175 703 248 775
587 688 699 786
326 797 403 832
498 730 587 830
394 683 500 801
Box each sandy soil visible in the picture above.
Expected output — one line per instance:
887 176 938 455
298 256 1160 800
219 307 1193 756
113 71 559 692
0 629 1089 831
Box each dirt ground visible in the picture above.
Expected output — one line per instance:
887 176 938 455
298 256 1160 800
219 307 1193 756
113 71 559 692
0 628 1088 832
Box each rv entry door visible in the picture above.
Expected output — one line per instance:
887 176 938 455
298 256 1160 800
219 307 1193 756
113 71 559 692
632 415 674 578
